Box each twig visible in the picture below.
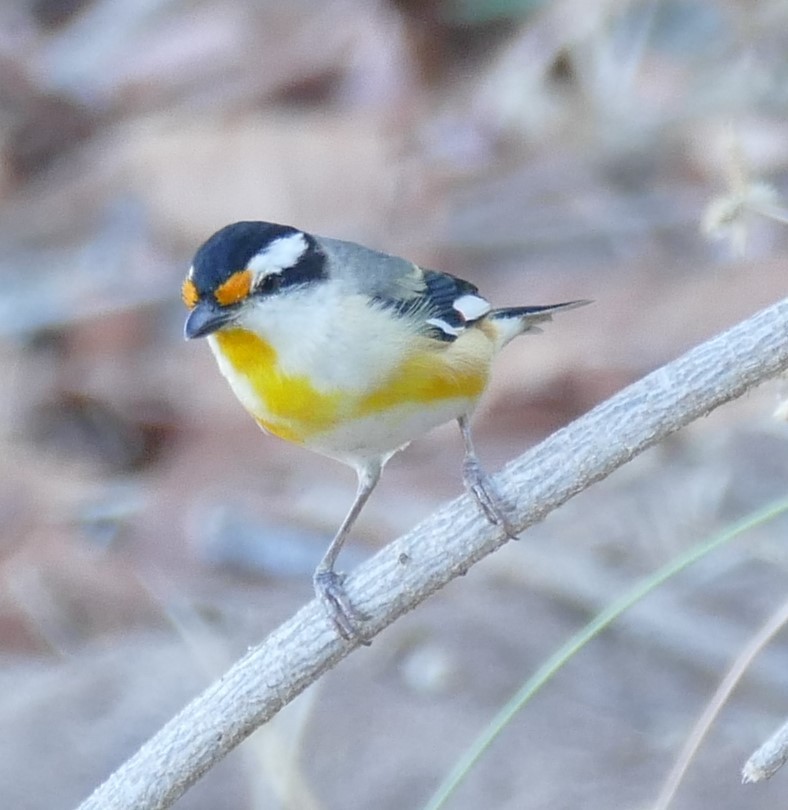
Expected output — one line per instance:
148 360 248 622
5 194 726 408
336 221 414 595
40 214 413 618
77 296 788 810
743 716 788 783
653 595 788 809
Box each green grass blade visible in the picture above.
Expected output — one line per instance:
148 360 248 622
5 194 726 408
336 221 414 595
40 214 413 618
421 496 788 810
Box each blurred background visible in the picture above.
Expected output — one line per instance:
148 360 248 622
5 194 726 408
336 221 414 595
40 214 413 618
1 0 788 808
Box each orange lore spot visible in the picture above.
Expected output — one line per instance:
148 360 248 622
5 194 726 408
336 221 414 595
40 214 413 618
181 278 199 309
215 269 252 307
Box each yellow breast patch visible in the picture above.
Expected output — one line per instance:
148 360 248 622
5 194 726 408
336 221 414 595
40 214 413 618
214 328 489 445
357 350 487 413
215 329 342 442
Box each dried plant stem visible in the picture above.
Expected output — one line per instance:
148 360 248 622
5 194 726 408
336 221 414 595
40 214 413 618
77 297 788 810
743 715 788 783
422 497 788 810
653 596 788 810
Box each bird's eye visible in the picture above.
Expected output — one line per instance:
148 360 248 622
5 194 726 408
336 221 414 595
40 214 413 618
255 273 281 295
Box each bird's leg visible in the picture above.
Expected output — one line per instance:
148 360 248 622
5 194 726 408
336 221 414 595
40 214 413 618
458 414 518 539
313 459 381 642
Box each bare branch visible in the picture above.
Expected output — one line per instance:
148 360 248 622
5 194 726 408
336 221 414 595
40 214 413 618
743 716 788 783
77 297 788 810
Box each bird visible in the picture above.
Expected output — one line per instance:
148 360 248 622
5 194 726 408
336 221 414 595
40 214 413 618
182 221 588 641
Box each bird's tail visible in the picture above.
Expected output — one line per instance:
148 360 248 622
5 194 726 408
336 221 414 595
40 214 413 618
488 299 591 347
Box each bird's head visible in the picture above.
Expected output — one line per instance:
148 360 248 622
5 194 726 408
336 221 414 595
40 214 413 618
182 221 326 339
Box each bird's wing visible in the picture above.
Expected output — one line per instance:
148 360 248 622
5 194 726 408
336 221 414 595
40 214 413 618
392 268 492 341
319 236 491 342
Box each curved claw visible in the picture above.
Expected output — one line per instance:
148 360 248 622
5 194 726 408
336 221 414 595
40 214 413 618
313 569 371 645
463 457 519 540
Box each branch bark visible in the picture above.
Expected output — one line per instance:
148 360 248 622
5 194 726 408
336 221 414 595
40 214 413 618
78 297 788 810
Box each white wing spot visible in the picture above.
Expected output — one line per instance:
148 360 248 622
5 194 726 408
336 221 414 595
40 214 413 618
426 317 463 337
453 294 490 321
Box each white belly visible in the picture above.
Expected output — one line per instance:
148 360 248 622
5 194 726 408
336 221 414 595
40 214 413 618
308 396 476 465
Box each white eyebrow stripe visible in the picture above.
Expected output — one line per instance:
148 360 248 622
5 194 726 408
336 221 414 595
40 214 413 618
247 232 308 277
453 293 490 321
426 317 463 336
187 265 195 280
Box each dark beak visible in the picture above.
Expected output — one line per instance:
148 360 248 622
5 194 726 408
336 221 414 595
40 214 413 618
184 301 235 339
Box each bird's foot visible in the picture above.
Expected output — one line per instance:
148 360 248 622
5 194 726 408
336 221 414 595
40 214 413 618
463 456 519 539
313 569 371 645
